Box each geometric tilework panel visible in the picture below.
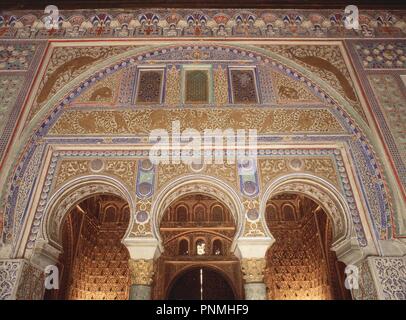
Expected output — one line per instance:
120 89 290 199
0 43 37 70
185 70 209 104
136 70 163 104
0 75 24 135
230 69 258 104
355 42 406 69
0 75 25 161
368 74 406 162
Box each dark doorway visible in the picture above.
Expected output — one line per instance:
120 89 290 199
167 267 235 300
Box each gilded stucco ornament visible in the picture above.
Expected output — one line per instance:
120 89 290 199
54 159 137 191
130 198 153 237
241 258 267 283
128 259 155 286
259 157 339 190
242 199 266 237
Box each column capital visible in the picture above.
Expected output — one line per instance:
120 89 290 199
128 259 155 286
332 237 368 265
241 258 267 283
30 240 61 270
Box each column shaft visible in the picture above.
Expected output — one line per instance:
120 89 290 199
128 259 155 300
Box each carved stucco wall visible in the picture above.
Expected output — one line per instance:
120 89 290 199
1 42 398 254
0 8 405 300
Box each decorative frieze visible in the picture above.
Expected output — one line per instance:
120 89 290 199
1 10 405 40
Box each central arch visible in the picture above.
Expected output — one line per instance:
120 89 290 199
151 174 245 250
151 174 245 299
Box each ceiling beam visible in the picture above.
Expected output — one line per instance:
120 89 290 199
1 0 405 11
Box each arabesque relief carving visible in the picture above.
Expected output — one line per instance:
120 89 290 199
242 199 266 237
214 65 229 105
54 159 136 190
241 258 267 283
49 108 345 136
263 45 366 122
30 46 138 120
130 198 153 237
271 71 319 104
165 65 181 105
157 162 237 190
128 259 155 286
75 69 124 104
259 158 339 189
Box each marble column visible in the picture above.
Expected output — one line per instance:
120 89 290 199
128 259 155 300
123 237 161 300
241 258 267 300
236 237 274 300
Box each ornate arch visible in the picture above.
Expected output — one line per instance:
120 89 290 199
260 174 353 249
38 175 135 251
1 42 396 249
151 174 244 249
8 42 383 181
